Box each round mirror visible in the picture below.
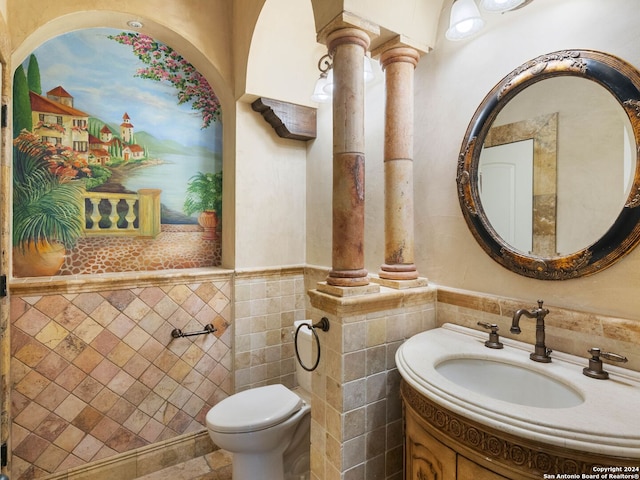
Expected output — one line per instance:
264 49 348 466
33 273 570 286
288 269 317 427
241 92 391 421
456 50 640 280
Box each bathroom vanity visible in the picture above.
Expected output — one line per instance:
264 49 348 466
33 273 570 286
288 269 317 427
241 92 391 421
396 324 640 479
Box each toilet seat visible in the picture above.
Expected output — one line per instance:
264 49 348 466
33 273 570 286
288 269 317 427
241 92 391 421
207 384 303 434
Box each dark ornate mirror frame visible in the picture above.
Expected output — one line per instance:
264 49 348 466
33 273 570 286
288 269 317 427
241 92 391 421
456 50 640 280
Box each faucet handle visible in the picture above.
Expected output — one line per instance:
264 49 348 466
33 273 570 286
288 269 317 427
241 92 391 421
477 321 498 332
599 350 628 364
583 347 628 379
476 322 504 349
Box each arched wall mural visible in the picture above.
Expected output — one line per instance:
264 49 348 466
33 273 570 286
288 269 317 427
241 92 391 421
12 27 223 277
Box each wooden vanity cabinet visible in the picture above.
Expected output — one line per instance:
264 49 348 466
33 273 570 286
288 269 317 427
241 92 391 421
404 399 508 480
404 405 457 480
401 380 638 480
457 456 510 480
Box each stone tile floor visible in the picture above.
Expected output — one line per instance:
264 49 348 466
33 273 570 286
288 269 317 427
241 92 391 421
136 449 232 480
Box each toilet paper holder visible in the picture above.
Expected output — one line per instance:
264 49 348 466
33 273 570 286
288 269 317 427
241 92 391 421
294 317 330 372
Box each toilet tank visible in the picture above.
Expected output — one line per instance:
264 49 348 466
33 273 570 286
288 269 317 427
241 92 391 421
293 320 313 393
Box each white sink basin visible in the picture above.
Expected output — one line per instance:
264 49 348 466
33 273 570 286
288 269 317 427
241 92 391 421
435 358 583 408
396 323 640 459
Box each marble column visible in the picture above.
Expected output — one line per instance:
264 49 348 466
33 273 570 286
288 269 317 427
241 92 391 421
378 46 421 281
325 28 370 287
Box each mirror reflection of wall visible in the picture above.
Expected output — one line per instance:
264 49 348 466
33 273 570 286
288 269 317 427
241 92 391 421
480 139 534 253
479 76 635 255
481 113 558 256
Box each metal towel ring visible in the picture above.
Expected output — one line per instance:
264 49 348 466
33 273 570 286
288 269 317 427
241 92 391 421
294 317 330 372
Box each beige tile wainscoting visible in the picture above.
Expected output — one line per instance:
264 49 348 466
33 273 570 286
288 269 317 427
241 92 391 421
10 269 233 480
305 265 437 480
233 267 307 392
8 267 639 480
437 286 640 373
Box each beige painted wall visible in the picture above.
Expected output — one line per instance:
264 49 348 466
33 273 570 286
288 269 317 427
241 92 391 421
233 0 320 268
7 0 233 94
306 0 640 321
245 0 324 107
413 0 640 319
234 101 308 267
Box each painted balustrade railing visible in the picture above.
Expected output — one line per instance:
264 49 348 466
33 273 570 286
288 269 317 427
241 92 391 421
83 189 161 238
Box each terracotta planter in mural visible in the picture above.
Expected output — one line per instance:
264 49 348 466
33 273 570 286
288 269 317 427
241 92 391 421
13 241 66 277
198 210 219 240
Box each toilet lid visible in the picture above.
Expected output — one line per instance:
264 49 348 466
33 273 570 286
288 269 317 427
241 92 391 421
206 384 303 433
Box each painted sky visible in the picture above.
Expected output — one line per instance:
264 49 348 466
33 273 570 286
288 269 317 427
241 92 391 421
23 27 222 152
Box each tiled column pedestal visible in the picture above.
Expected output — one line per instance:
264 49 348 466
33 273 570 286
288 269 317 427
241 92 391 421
307 285 437 480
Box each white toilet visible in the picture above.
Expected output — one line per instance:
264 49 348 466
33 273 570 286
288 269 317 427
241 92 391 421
205 320 313 480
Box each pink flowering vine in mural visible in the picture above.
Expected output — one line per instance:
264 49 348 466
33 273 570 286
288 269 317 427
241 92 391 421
109 32 221 128
46 144 92 180
14 130 92 180
35 121 66 134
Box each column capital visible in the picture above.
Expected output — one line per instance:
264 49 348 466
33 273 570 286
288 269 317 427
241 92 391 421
371 34 429 60
317 11 379 47
326 27 371 54
379 46 421 70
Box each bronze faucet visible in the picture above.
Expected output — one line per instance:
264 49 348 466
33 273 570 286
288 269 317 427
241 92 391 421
510 300 552 363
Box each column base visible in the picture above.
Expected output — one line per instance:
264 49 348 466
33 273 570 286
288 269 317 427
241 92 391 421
379 263 419 280
326 268 370 287
316 281 380 297
371 276 428 290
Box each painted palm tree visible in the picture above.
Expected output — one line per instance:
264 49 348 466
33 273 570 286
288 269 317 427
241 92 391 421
13 130 85 275
183 171 222 240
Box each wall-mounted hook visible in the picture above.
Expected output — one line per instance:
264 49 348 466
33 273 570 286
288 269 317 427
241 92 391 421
312 317 330 332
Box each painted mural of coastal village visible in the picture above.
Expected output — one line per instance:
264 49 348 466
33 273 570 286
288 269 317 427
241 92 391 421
13 29 222 277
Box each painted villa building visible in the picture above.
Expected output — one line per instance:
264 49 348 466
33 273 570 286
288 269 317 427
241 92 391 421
30 85 90 159
31 88 145 165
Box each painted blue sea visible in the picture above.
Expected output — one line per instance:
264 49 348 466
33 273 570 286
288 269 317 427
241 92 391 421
123 152 220 220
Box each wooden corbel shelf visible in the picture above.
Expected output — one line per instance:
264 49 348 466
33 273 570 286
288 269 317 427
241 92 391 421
251 97 317 141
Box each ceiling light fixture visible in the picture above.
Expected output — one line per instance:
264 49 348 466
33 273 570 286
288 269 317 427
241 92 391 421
127 20 143 29
446 0 534 41
480 0 525 12
445 0 485 41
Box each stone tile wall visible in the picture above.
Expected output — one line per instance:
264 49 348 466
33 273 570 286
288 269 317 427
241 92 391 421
436 286 640 372
13 267 631 480
9 271 233 480
234 267 307 391
307 281 437 480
